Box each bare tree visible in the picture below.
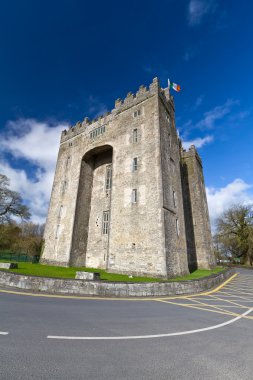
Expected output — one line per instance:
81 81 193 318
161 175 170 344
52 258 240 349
0 174 30 223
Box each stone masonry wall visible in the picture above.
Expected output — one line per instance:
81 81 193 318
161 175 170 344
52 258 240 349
0 269 235 297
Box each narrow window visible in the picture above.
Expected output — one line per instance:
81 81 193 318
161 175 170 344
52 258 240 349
62 180 67 194
168 134 171 148
105 164 112 190
66 156 71 168
170 158 175 173
173 191 176 208
176 219 180 237
58 205 63 219
133 157 138 171
102 211 110 235
133 129 138 143
132 189 137 203
55 225 60 239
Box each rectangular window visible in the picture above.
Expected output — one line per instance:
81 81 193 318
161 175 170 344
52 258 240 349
134 109 141 117
133 157 138 171
168 134 171 148
132 189 137 203
105 165 112 190
102 211 110 235
133 129 138 143
176 219 180 237
173 191 176 208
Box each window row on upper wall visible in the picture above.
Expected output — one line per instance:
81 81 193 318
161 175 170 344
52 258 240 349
90 125 106 139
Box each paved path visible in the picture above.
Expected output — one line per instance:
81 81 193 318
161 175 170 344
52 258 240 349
0 268 252 379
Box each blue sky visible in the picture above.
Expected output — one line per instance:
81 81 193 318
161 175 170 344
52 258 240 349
0 0 252 225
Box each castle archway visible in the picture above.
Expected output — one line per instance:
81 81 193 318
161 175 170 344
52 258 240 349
70 145 113 268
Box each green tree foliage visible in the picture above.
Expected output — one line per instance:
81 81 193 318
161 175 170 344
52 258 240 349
0 174 44 257
0 224 21 251
215 204 253 265
16 222 45 257
0 222 44 258
0 174 30 223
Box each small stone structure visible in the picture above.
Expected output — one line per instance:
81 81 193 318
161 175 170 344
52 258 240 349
0 263 18 269
41 77 215 278
75 271 100 280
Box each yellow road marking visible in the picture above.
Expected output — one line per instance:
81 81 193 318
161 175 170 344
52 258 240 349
156 299 253 320
209 294 253 309
156 299 238 317
223 289 253 297
187 296 247 315
216 291 253 301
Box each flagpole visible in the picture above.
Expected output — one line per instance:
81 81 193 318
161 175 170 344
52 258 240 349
168 78 170 97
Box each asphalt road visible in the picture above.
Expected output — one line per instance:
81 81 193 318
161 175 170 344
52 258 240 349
0 268 252 380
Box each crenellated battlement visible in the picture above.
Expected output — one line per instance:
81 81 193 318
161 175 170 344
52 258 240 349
181 144 203 167
61 77 173 143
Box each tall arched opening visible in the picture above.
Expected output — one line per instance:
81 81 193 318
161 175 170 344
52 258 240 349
70 145 113 268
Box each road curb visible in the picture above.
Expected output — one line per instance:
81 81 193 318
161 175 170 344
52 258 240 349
0 268 235 297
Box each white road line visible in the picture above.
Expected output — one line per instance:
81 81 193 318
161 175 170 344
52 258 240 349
0 332 8 335
47 308 252 340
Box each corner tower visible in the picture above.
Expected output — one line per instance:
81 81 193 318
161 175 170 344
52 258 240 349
181 146 215 269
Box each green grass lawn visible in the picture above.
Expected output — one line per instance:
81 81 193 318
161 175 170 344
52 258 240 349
0 260 224 282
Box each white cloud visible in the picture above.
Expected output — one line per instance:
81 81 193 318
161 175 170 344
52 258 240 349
182 135 213 150
206 179 253 228
188 0 215 26
196 99 239 130
0 119 67 224
179 99 239 137
1 119 65 171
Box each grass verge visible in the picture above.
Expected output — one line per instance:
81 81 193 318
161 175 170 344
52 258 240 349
0 261 224 282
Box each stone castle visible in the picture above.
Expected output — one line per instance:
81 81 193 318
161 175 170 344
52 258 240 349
41 77 215 278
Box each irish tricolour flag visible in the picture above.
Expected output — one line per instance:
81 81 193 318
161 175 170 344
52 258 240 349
168 79 181 92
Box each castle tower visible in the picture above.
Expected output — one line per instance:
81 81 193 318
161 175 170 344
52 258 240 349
41 78 214 278
181 146 215 269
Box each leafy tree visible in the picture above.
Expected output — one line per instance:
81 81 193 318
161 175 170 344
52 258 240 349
0 223 21 251
0 174 30 223
0 221 44 258
215 204 253 265
17 222 44 257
